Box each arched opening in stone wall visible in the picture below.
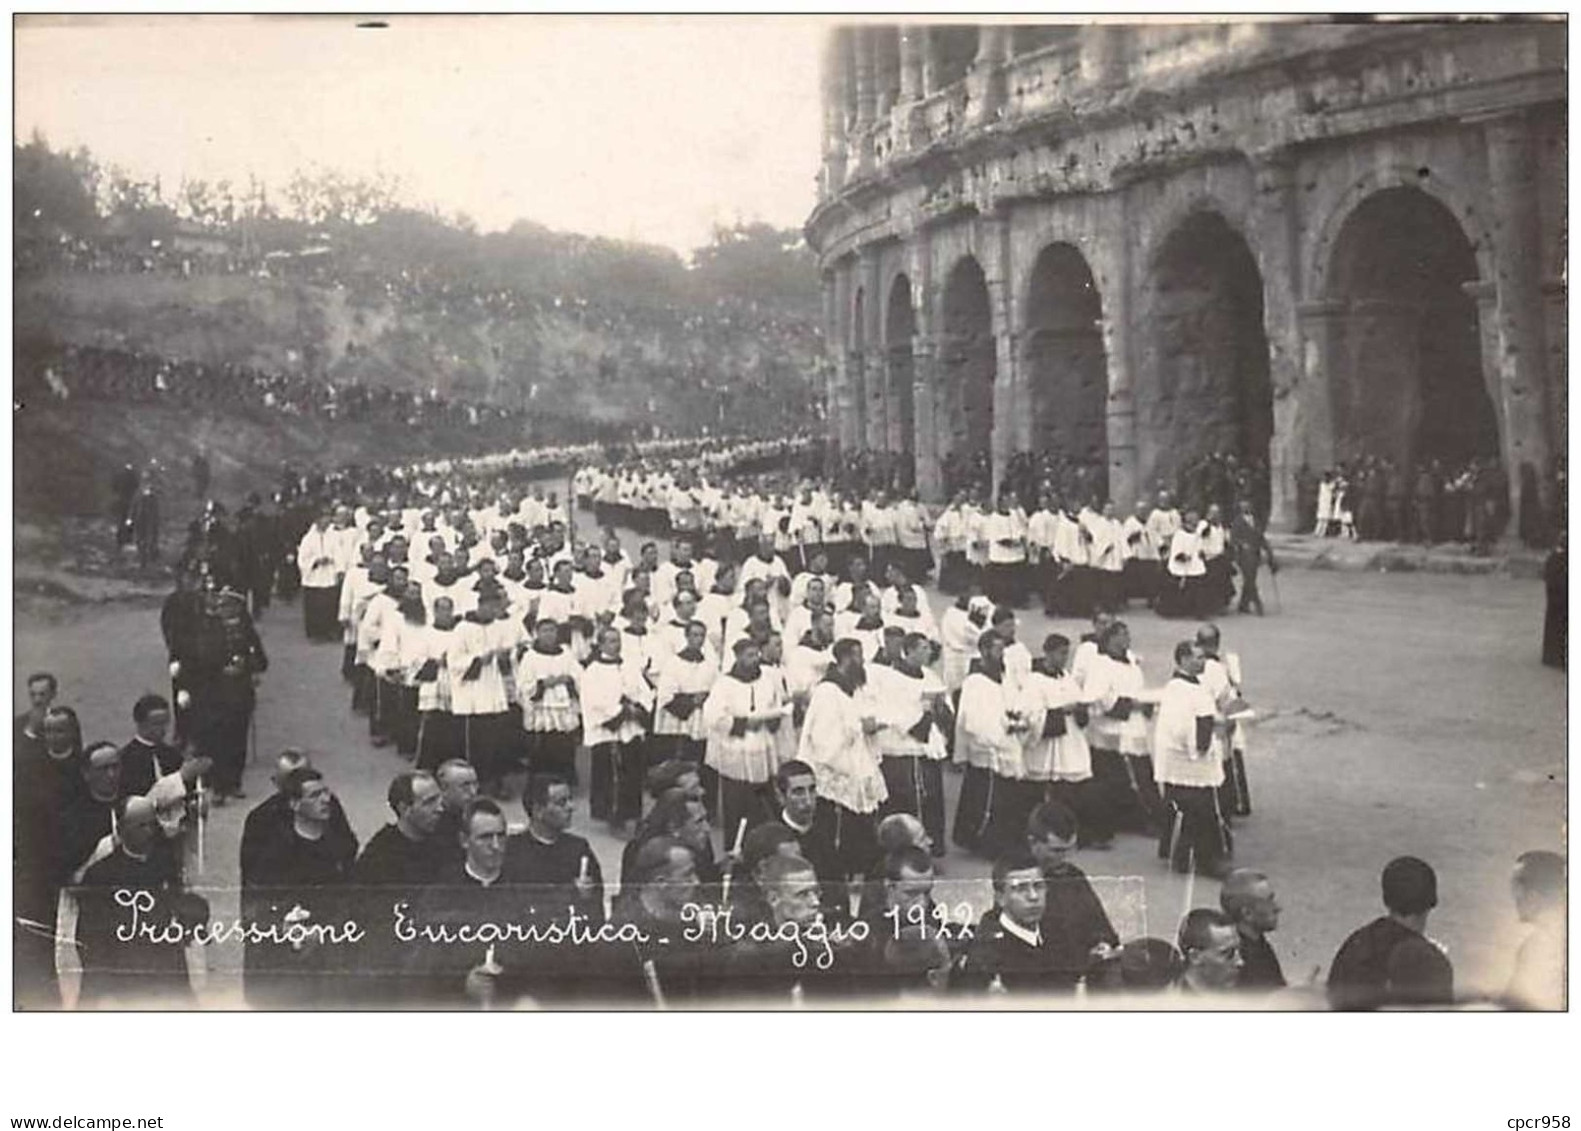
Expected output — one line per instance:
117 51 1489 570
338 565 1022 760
932 27 979 88
885 275 917 475
1144 211 1273 515
1023 242 1109 497
849 285 868 446
1324 186 1496 476
940 256 996 475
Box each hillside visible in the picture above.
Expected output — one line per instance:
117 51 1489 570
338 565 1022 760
12 267 823 517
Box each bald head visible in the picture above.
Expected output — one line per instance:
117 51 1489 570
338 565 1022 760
1219 869 1280 935
119 794 160 854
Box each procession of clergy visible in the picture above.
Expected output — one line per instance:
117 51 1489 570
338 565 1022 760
306 452 1261 880
32 435 1571 1011
231 448 1264 1002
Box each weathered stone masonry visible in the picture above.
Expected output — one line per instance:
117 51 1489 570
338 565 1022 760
805 21 1565 530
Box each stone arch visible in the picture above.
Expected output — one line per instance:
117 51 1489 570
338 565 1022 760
885 273 917 468
1139 208 1273 516
1021 241 1109 495
940 255 996 477
1322 185 1498 478
1306 165 1496 304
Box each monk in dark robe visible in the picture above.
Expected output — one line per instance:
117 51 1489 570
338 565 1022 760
1026 803 1120 987
75 796 209 1007
242 768 358 1008
504 771 606 929
14 704 81 1009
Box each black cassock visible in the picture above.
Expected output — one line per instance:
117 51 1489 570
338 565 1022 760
504 830 607 929
58 792 118 884
401 865 632 1008
345 824 448 1005
242 821 358 1008
1041 862 1120 987
953 906 1082 996
75 842 206 1007
13 743 82 1009
117 737 184 799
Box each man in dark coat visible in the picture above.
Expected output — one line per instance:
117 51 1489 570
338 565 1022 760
241 767 359 1008
234 494 279 619
13 699 79 1009
954 852 1080 996
1542 530 1566 669
759 759 847 925
1230 501 1277 616
14 671 56 756
240 750 357 890
351 771 447 888
185 588 268 803
58 743 125 885
1025 802 1120 986
117 693 183 798
75 795 208 1007
504 770 606 928
1328 856 1453 1009
1220 868 1287 990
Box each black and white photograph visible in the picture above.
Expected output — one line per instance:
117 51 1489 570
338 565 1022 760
7 8 1572 1123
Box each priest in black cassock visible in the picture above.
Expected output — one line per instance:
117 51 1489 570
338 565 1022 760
240 750 357 890
117 693 183 798
352 771 447 888
954 852 1081 996
1025 802 1120 988
58 743 125 884
241 767 358 1008
14 671 55 756
764 759 848 925
14 702 80 1009
1219 868 1287 991
346 771 447 1005
504 771 606 928
75 796 209 1007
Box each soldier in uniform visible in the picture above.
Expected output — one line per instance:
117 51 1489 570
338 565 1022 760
185 587 269 804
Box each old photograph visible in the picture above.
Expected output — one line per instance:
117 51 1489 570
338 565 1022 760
10 12 1567 1031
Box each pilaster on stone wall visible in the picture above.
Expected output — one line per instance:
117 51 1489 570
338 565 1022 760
1481 110 1554 527
1096 203 1138 511
908 237 943 502
979 213 1017 501
821 33 850 197
1293 299 1343 477
1251 151 1305 530
967 25 1010 127
852 26 877 177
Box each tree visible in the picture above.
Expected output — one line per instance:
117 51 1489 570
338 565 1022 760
13 134 100 236
284 166 404 228
689 222 819 313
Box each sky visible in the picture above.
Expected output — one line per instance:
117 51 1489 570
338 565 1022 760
14 14 827 255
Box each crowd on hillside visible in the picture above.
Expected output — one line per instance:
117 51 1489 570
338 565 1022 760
14 341 618 447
